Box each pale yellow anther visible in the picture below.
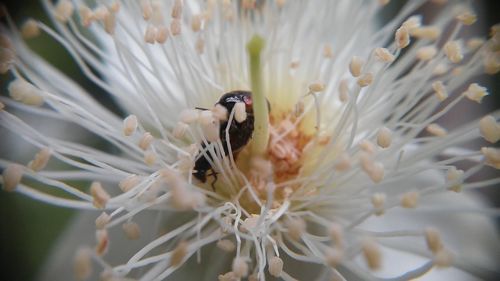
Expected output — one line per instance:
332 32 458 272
416 46 437 61
290 60 300 69
378 0 390 6
55 0 74 22
447 166 464 193
424 227 443 253
119 174 140 192
242 0 256 9
28 147 51 171
90 181 110 209
95 229 108 255
268 256 284 277
173 122 189 139
191 14 202 32
484 53 500 75
456 11 476 26
170 241 188 267
144 151 157 166
357 73 373 87
171 0 183 19
144 25 157 43
338 79 349 102
196 37 205 54
371 193 386 216
74 248 92 280
309 82 325 93
103 10 116 35
325 247 343 267
141 0 152 20
123 115 138 136
400 191 419 208
199 111 220 142
361 157 384 183
139 132 154 150
276 0 287 8
433 249 453 267
481 147 500 169
323 44 334 58
2 164 23 192
402 16 421 30
216 239 235 252
122 221 141 240
432 81 448 101
334 153 351 172
464 83 488 103
433 63 449 76
285 217 306 241
359 140 376 154
362 238 382 270
93 6 108 21
395 26 410 49
444 41 463 63
110 1 120 13
376 127 392 148
150 0 164 24
452 67 461 76
328 223 343 247
479 115 500 143
21 19 40 39
349 56 364 77
79 5 94 27
171 19 181 36
374 47 395 63
410 26 441 40
218 272 238 281
466 38 485 51
8 79 44 107
95 212 110 229
234 102 247 123
426 123 447 137
232 257 249 278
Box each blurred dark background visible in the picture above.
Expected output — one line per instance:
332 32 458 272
0 1 498 280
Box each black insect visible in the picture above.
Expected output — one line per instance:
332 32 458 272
193 91 255 186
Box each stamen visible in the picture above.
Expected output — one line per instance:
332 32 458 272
232 257 249 278
268 256 284 277
334 153 351 172
323 44 334 58
95 212 110 229
21 19 40 39
144 151 157 166
338 79 349 103
433 249 453 267
481 147 500 169
141 0 152 20
402 16 422 30
119 174 140 192
144 25 156 44
426 123 447 137
432 81 448 101
28 147 51 171
191 14 202 32
199 111 220 142
328 223 344 247
374 47 395 63
309 82 325 93
122 221 141 240
212 104 229 121
90 181 110 209
362 238 381 270
95 230 109 256
376 127 392 148
216 239 236 252
447 166 464 192
464 83 488 103
8 79 44 106
360 154 384 183
139 132 154 150
54 0 74 23
410 26 441 40
285 217 306 241
173 122 189 139
443 41 463 63
400 191 419 208
180 109 200 124
424 227 443 253
416 46 437 61
170 241 188 267
466 38 485 50
2 163 23 192
371 193 386 216
479 115 500 143
171 0 183 19
357 73 373 87
74 247 92 280
171 19 181 36
456 11 477 25
349 56 364 77
123 115 138 136
324 247 343 267
103 9 116 35
395 26 410 49
196 37 205 54
79 5 94 27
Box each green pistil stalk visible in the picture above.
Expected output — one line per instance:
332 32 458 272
247 35 269 156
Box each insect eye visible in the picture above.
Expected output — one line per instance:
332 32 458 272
243 95 253 106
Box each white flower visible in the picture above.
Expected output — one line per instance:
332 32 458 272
1 0 499 280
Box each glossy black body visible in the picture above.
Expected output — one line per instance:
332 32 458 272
193 91 255 184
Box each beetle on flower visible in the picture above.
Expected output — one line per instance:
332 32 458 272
1 0 500 280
